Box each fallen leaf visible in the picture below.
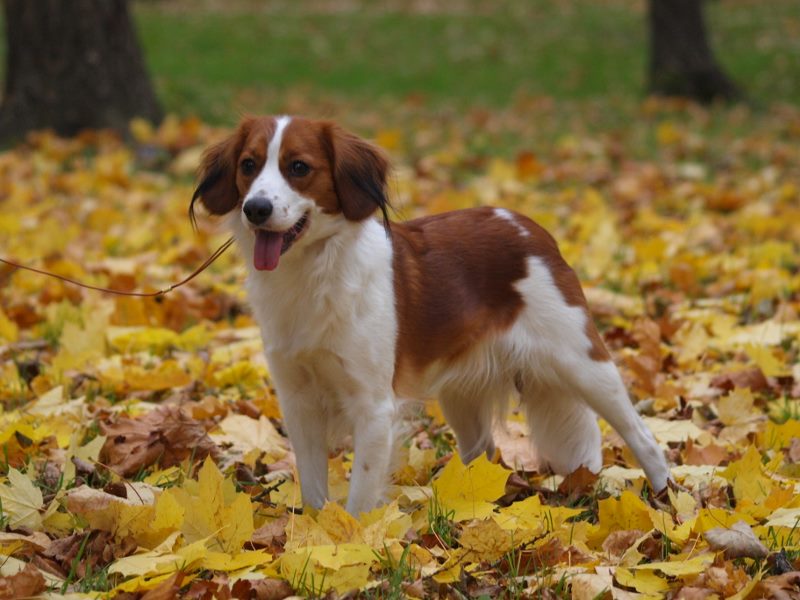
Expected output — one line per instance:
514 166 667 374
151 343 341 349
140 570 185 600
168 456 254 554
100 405 219 477
492 419 539 471
0 562 46 599
0 468 44 531
432 453 510 521
748 571 800 600
705 520 768 559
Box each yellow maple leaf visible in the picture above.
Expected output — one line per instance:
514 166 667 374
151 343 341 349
316 502 364 544
169 457 254 554
717 388 760 426
109 536 207 579
175 323 213 351
63 433 106 485
65 483 158 542
212 360 268 389
107 326 179 355
361 501 413 549
51 300 112 373
280 543 377 594
284 513 335 551
760 419 800 450
720 445 772 504
459 517 517 562
432 453 510 522
0 469 44 531
593 491 653 545
0 307 18 343
632 553 714 577
122 359 193 391
744 343 790 377
615 567 670 594
674 321 710 366
692 508 756 535
211 414 286 459
202 549 272 572
494 494 579 535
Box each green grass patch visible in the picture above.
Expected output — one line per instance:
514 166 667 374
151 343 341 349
131 0 800 124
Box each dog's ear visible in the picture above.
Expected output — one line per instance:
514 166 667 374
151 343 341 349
190 121 250 225
326 124 390 223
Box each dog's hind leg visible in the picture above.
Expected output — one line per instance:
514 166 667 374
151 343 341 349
520 385 602 476
438 386 496 464
554 355 670 491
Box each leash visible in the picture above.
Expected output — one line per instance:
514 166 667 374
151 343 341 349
0 237 235 297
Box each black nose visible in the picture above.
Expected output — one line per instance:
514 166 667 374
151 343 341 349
243 196 273 225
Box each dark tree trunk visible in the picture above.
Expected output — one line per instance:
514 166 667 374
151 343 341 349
647 0 741 103
0 0 162 142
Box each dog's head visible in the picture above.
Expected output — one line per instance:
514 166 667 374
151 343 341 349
191 116 390 271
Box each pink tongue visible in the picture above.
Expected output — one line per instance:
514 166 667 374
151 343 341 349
254 230 283 271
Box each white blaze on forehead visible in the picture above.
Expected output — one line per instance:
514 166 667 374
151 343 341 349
266 115 291 172
248 115 292 202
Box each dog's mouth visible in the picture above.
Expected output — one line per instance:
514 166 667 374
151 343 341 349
253 212 310 271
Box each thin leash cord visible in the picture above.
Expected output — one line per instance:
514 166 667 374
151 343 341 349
0 237 235 297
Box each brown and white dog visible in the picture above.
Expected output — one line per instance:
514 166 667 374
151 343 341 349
191 116 670 515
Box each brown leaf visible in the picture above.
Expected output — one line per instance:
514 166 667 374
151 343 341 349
403 579 426 599
557 465 598 496
100 405 219 476
0 563 46 600
749 571 800 600
693 562 750 598
684 438 729 466
493 420 539 472
787 438 800 464
526 537 591 569
251 515 289 548
704 521 768 559
231 578 293 600
44 530 136 576
710 367 769 393
141 571 185 600
673 586 717 599
601 530 645 557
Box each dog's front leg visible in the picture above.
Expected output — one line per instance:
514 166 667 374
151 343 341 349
267 354 329 509
345 397 396 516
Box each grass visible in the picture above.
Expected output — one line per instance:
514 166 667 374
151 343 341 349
427 488 457 547
128 0 800 125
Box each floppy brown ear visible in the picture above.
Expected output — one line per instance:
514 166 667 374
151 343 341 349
326 124 390 223
190 122 250 225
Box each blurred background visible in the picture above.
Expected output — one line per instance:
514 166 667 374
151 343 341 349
1 0 798 156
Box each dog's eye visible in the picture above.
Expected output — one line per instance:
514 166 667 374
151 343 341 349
289 160 310 177
241 158 257 176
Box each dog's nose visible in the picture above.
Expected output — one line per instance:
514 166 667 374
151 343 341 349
243 196 273 225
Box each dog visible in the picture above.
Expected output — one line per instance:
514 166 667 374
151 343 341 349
191 115 671 515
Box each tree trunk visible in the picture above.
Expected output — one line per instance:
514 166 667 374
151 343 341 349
647 0 741 103
0 0 162 143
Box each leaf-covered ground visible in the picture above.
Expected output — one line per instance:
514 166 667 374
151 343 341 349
0 99 799 599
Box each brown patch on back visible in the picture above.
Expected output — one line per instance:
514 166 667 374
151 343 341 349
391 207 529 391
391 207 610 392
